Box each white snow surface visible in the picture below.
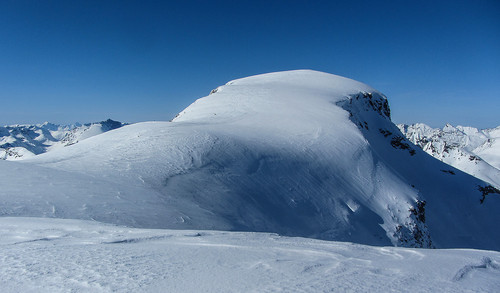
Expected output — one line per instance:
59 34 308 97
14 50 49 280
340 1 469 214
398 123 500 187
1 70 499 252
0 217 499 293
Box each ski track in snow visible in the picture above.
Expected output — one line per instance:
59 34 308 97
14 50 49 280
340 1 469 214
0 217 499 292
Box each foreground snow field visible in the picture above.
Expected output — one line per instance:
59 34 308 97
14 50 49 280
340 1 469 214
1 217 499 293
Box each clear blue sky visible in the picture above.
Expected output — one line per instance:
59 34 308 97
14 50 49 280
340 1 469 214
1 0 499 128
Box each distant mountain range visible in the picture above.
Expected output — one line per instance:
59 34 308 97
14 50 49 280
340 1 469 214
0 119 126 160
398 123 500 188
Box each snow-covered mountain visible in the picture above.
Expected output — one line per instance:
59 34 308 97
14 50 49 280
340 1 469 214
1 70 499 252
398 123 500 187
0 119 126 160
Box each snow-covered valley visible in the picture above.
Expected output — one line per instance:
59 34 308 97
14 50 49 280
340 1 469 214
1 70 499 291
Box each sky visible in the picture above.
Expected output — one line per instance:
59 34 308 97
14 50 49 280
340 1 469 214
0 0 499 128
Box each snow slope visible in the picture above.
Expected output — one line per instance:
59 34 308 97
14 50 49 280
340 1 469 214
2 70 499 251
0 119 125 160
1 217 499 293
398 123 500 187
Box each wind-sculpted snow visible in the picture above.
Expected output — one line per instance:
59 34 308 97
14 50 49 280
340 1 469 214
0 217 499 292
2 70 500 251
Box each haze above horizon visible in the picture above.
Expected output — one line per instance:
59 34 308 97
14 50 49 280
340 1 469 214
1 0 499 129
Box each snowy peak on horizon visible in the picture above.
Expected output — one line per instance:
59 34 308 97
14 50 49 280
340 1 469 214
2 70 500 251
0 119 126 160
398 122 500 187
173 70 390 124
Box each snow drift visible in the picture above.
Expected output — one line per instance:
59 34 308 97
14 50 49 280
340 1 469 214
1 217 499 292
2 70 499 250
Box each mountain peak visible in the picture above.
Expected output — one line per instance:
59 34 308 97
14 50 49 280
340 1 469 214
2 71 499 251
173 70 388 124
